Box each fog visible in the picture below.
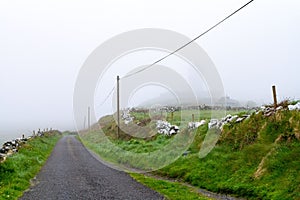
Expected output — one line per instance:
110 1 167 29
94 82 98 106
0 0 299 141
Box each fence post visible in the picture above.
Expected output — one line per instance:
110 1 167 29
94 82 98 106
272 85 277 108
117 76 120 139
88 107 91 131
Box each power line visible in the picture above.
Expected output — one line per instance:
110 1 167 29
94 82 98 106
95 86 115 108
122 0 254 79
96 0 254 108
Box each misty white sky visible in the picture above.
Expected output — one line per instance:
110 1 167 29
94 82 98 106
0 0 299 138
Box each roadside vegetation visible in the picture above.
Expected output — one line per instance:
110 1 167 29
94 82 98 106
130 173 211 200
81 109 245 171
156 109 300 200
0 132 61 199
81 105 300 199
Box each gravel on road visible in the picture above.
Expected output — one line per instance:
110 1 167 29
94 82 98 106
20 135 164 200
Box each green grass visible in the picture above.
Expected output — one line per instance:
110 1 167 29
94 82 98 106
81 128 194 171
113 134 172 153
82 108 300 199
156 110 300 200
130 173 211 200
154 142 300 200
0 132 61 200
130 109 247 127
81 109 245 171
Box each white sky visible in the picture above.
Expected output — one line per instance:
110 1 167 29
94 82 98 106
0 0 299 138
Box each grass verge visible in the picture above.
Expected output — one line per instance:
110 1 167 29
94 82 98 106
0 132 61 199
130 173 211 200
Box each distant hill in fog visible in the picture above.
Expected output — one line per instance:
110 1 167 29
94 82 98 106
138 91 251 108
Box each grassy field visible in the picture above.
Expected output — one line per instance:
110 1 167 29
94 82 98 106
0 132 61 200
82 108 300 200
129 109 249 127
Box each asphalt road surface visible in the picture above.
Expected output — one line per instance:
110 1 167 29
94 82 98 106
20 135 164 200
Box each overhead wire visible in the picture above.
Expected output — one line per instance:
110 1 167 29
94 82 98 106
122 0 254 79
95 86 115 109
97 0 254 108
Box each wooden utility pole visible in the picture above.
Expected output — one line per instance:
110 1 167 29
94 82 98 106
88 107 91 131
117 76 120 139
272 85 278 108
83 115 86 130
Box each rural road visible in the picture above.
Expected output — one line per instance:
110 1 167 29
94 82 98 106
20 135 164 200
